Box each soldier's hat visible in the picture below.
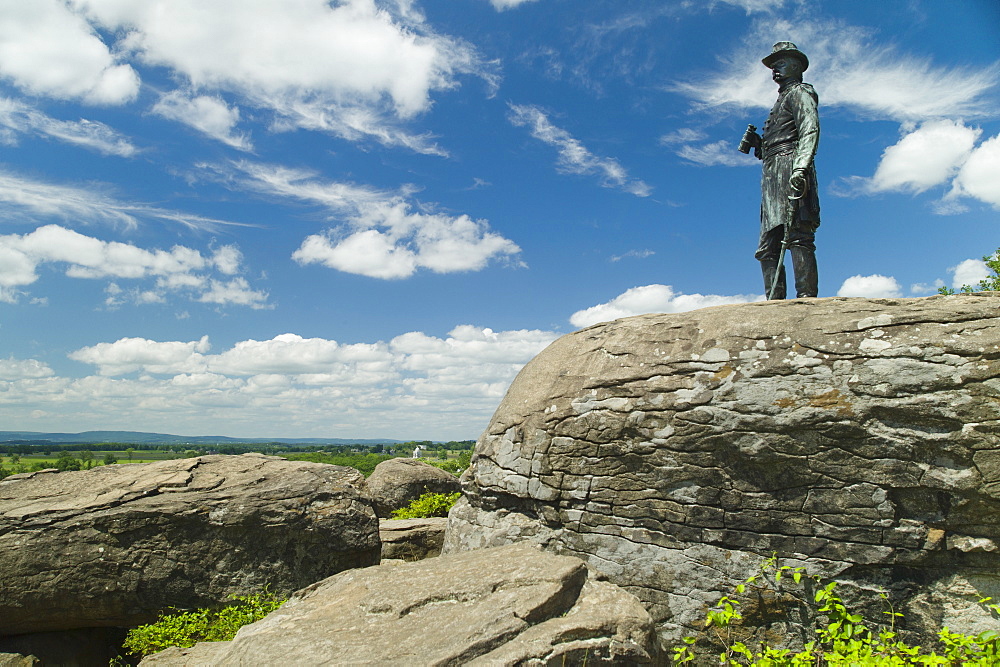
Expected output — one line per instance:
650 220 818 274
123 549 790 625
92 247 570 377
762 41 809 71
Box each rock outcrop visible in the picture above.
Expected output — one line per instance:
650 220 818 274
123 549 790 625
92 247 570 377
0 454 379 636
380 517 447 561
141 542 660 665
444 294 1000 648
367 457 460 517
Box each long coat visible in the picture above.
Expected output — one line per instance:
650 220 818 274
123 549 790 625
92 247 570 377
760 81 820 236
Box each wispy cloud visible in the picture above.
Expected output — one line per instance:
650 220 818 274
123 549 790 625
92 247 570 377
489 0 540 10
0 170 252 232
508 103 651 196
0 98 137 156
610 249 655 262
673 18 999 121
676 140 759 167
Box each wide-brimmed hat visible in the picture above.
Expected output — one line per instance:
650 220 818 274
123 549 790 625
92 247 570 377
762 41 809 71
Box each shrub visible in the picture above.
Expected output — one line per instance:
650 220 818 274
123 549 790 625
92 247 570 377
390 491 461 519
123 591 285 658
673 554 1000 665
283 451 393 477
939 247 1000 295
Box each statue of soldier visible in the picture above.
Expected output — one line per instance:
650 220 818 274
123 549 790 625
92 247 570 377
740 42 820 299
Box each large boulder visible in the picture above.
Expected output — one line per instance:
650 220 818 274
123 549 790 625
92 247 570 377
444 294 1000 648
0 454 379 636
141 542 661 665
367 457 460 517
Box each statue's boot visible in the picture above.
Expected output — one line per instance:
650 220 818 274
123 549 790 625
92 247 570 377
790 247 818 298
760 259 786 300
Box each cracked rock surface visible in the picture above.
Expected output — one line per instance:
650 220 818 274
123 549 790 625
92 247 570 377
443 294 1000 647
0 454 379 635
141 542 660 665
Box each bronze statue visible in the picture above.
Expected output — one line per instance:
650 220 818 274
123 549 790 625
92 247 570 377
739 42 820 299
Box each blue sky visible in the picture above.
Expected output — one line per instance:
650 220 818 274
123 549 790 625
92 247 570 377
0 0 997 440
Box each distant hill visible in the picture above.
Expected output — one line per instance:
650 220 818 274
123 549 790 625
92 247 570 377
0 430 404 446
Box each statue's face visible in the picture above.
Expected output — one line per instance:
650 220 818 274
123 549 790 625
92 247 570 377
770 57 804 85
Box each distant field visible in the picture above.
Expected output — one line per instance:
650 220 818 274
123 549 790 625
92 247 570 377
4 451 182 467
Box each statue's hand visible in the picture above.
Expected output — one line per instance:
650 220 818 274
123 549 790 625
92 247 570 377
789 170 807 198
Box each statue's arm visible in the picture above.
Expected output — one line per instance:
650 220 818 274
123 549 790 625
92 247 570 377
790 86 819 174
788 86 819 195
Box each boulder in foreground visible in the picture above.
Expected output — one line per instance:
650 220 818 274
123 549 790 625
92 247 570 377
0 454 379 636
142 542 660 665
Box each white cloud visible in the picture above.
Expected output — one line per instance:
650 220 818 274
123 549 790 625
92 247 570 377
836 274 902 298
11 325 560 439
675 18 999 121
490 0 540 10
293 205 521 279
948 134 1000 209
0 357 55 380
0 97 138 156
198 278 269 309
69 336 211 376
151 91 251 150
202 160 521 279
294 228 417 280
0 170 250 232
0 225 266 307
910 279 944 295
64 0 488 150
842 124 1000 212
508 103 651 197
569 284 762 328
865 120 980 194
0 0 140 104
948 258 990 289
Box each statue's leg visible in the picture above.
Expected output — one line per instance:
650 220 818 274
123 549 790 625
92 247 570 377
760 260 786 300
788 221 818 298
754 227 786 300
790 247 817 297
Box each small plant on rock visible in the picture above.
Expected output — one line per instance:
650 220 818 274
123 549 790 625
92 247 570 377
122 590 285 658
673 554 1000 665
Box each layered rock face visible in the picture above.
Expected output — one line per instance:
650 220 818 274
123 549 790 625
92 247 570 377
380 517 447 561
444 294 1000 646
0 454 379 635
367 457 461 517
142 543 660 665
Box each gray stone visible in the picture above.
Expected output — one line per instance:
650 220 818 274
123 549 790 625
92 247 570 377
380 517 447 561
367 457 460 517
443 294 1000 649
0 454 379 635
141 542 660 665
